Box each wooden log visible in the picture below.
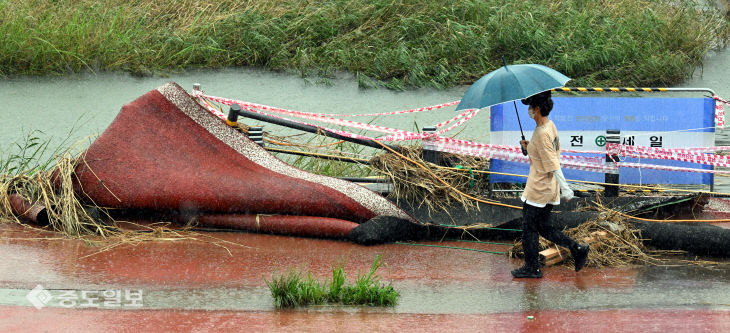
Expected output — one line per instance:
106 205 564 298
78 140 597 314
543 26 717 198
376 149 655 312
539 231 607 266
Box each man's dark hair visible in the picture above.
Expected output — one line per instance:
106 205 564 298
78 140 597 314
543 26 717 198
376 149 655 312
521 91 553 116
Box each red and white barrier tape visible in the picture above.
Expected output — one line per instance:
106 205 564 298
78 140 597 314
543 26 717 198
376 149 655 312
607 143 730 168
202 93 460 117
198 95 375 140
201 93 476 140
715 96 727 129
195 90 730 175
446 146 616 173
607 143 730 155
433 139 604 164
198 96 228 120
379 109 480 141
241 106 376 141
619 150 730 168
617 162 730 175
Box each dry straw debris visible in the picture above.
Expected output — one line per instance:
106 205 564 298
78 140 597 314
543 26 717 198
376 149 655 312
369 145 489 213
0 154 251 256
509 207 689 268
0 154 110 237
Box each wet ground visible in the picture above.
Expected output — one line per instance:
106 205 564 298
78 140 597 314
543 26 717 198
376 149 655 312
1 219 729 332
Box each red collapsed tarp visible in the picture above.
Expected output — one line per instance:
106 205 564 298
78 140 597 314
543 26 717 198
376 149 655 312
70 82 415 238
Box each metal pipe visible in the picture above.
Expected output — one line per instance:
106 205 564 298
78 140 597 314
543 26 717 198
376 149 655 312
9 194 49 226
264 147 371 165
230 104 402 152
337 177 391 183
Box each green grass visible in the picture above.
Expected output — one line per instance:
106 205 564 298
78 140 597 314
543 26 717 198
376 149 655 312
266 254 399 308
0 131 111 237
282 136 375 177
1 0 727 88
0 130 76 176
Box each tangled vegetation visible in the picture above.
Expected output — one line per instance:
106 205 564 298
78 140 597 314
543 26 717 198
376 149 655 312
1 0 728 89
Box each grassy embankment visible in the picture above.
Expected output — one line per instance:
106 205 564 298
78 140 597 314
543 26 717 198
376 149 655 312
1 0 728 89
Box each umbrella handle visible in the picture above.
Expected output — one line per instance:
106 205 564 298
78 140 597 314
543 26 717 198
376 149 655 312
520 135 528 156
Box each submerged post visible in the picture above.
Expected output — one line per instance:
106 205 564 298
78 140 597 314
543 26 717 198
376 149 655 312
421 126 439 164
605 129 620 197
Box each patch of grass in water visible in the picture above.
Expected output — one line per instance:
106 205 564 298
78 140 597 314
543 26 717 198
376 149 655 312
266 254 399 308
266 271 328 308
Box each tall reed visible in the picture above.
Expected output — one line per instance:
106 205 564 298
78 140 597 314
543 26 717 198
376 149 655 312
0 132 112 236
1 0 727 88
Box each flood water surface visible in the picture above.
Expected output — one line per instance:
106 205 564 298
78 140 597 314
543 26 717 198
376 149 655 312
0 70 472 159
1 223 729 333
2 48 730 190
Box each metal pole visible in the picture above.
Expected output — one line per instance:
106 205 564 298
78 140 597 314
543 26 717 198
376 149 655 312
228 104 402 152
337 177 391 183
422 126 439 164
605 129 620 197
264 147 370 165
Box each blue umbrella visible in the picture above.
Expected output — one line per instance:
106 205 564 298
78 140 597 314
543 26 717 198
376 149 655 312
456 60 570 155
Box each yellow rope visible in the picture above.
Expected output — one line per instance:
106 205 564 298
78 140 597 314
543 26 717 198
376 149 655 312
265 147 370 163
608 208 730 223
265 137 346 148
437 166 730 197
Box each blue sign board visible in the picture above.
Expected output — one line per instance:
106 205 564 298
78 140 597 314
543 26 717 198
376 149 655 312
489 97 715 185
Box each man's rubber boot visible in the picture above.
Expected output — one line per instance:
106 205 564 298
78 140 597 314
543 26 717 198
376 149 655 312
571 244 590 272
511 265 543 278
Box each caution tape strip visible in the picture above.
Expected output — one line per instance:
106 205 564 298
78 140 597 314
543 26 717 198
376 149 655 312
575 189 668 193
714 96 726 129
195 90 730 174
607 143 730 168
201 93 460 117
202 93 477 141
